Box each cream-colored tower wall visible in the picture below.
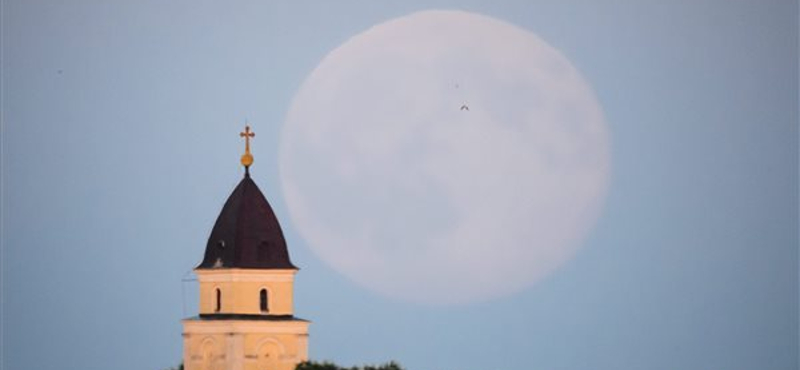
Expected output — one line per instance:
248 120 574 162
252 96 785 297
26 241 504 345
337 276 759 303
183 319 309 370
197 269 296 315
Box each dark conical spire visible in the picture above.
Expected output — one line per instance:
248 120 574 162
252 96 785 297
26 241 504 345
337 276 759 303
197 171 296 269
197 124 294 270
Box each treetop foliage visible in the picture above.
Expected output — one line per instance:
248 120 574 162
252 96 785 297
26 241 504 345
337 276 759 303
296 360 405 370
164 359 403 370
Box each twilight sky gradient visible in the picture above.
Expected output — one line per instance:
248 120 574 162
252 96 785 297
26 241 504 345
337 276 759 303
2 1 798 370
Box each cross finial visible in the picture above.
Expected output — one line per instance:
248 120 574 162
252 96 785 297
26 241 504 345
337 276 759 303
240 124 255 168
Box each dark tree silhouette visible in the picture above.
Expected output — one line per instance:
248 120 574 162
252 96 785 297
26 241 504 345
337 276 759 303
161 363 183 370
296 360 404 370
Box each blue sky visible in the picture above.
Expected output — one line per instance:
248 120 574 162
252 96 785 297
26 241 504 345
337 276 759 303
2 1 797 370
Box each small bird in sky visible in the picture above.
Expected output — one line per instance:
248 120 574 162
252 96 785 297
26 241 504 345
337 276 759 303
460 104 469 111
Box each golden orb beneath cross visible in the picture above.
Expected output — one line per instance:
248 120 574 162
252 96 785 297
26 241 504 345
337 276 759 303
241 153 254 167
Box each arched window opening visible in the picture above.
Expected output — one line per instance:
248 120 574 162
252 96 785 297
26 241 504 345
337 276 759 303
215 288 221 313
260 289 269 313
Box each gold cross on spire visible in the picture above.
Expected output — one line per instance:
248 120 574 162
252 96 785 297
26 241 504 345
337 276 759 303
240 124 255 168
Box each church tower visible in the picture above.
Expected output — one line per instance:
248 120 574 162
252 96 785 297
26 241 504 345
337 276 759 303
183 126 309 370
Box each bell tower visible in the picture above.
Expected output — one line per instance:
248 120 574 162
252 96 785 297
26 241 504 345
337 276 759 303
183 125 309 370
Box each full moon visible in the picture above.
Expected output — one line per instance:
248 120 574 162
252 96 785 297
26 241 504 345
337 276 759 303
279 10 609 305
